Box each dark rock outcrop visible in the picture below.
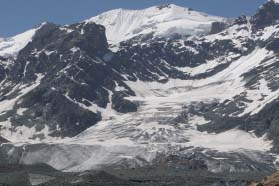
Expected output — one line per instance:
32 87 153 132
210 22 227 34
251 0 279 29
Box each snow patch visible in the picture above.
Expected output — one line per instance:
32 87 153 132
16 108 28 116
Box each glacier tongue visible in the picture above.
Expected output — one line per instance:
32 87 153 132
85 4 226 44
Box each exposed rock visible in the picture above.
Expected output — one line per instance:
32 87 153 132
234 15 248 25
252 171 279 186
251 0 279 29
210 22 227 34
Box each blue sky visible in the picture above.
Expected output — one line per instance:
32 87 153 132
0 0 266 37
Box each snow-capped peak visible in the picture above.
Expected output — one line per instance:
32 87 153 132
85 4 226 44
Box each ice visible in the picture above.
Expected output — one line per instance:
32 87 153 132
2 47 276 147
240 78 279 116
175 58 229 76
11 47 277 170
187 129 272 152
0 74 44 115
49 47 275 171
258 25 278 40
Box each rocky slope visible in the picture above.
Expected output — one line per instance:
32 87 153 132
0 1 278 184
252 171 279 186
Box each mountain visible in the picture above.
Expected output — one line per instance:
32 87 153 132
0 5 226 56
0 1 279 185
85 4 226 44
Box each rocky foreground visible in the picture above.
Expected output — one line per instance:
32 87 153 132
0 162 273 186
252 171 279 186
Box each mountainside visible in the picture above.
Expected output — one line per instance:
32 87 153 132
0 1 279 185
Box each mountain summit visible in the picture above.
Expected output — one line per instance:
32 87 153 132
85 4 226 43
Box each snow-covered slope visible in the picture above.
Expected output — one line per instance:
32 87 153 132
85 4 226 43
0 26 40 58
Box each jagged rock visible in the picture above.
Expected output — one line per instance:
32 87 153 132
210 22 227 34
234 15 248 25
251 0 279 29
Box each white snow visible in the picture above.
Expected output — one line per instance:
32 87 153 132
240 78 279 116
0 27 39 57
8 46 277 171
188 115 210 126
0 74 46 142
187 129 272 152
85 4 225 44
1 46 277 170
176 58 228 76
16 108 28 116
64 92 101 114
40 48 275 171
59 27 74 34
2 9 279 171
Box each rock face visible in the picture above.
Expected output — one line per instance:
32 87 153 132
251 0 279 29
0 22 141 138
0 0 279 179
252 171 279 186
0 22 112 138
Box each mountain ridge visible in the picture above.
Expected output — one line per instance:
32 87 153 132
0 4 228 57
85 4 226 44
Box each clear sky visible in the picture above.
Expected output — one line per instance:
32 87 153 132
0 0 266 37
